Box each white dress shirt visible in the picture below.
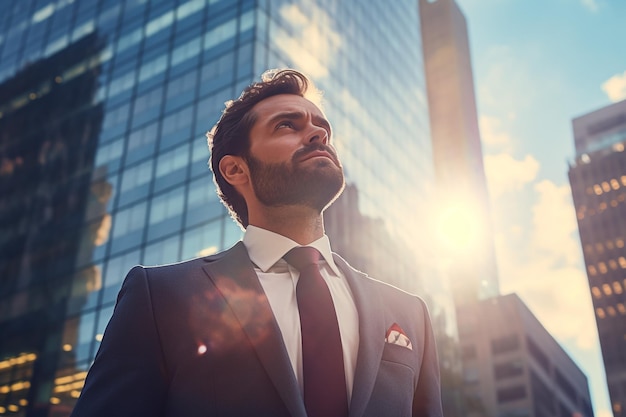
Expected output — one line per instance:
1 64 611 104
242 225 360 401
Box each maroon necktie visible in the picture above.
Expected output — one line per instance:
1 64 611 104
284 247 349 417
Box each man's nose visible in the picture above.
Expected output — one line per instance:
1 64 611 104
307 125 329 145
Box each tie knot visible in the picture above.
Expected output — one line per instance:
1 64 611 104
283 247 321 272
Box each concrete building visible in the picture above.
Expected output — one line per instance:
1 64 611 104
457 294 594 417
569 99 626 417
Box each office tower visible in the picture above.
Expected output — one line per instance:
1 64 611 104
0 0 442 415
419 1 500 414
0 31 105 417
419 0 499 305
569 99 626 417
457 294 594 417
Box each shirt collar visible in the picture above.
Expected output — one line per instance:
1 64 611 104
242 225 341 276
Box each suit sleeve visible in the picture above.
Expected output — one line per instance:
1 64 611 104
71 266 169 417
412 299 444 417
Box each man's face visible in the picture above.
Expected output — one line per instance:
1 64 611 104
245 94 344 211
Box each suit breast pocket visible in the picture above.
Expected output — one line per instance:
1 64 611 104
381 342 418 372
366 345 417 416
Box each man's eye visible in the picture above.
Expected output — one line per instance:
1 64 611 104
276 121 294 129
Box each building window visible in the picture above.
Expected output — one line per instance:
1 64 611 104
491 334 520 355
496 385 526 403
494 360 524 380
463 367 479 384
530 370 555 416
554 369 577 405
498 409 530 417
461 344 477 360
593 184 603 195
526 336 550 370
591 286 602 299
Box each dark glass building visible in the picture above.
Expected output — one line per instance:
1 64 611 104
0 0 444 416
569 99 626 417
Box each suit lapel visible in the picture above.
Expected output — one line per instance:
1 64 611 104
202 242 306 417
334 255 386 417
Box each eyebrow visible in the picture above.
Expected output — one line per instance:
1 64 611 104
267 111 332 137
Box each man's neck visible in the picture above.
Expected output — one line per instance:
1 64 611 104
249 206 325 245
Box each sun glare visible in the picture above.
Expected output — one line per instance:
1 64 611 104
436 203 482 253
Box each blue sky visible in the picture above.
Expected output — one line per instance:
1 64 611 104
454 0 626 415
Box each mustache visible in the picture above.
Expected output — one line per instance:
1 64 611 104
293 144 340 165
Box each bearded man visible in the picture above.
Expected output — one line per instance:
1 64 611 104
72 69 443 417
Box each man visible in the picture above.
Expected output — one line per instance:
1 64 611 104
71 69 443 417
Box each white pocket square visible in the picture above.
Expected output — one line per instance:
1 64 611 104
385 323 413 350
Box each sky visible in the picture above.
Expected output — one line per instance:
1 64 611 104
453 0 626 415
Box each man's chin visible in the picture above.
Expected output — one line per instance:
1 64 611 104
302 178 345 210
299 157 341 171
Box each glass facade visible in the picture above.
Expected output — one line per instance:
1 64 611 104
0 1 443 416
569 99 626 417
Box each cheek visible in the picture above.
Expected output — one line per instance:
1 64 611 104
250 144 297 164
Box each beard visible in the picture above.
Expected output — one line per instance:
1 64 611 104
245 144 345 212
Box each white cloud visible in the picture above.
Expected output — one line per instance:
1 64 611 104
480 115 514 151
601 70 626 102
478 46 536 116
581 0 599 12
493 179 598 350
531 181 580 264
501 261 597 350
483 153 540 198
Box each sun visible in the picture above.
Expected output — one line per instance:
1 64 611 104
436 202 482 253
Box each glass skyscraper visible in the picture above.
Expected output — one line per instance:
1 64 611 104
0 0 439 415
569 99 626 417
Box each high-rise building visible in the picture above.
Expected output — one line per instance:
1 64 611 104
0 1 445 415
457 294 594 417
569 99 626 417
418 1 500 414
418 0 499 305
0 31 106 417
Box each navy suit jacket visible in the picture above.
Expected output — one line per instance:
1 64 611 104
71 242 443 417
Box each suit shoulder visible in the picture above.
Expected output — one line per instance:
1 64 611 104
123 256 208 289
363 273 427 306
141 256 207 273
333 253 428 307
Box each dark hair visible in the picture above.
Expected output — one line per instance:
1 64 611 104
207 69 318 228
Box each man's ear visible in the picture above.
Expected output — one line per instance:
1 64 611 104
219 155 249 186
